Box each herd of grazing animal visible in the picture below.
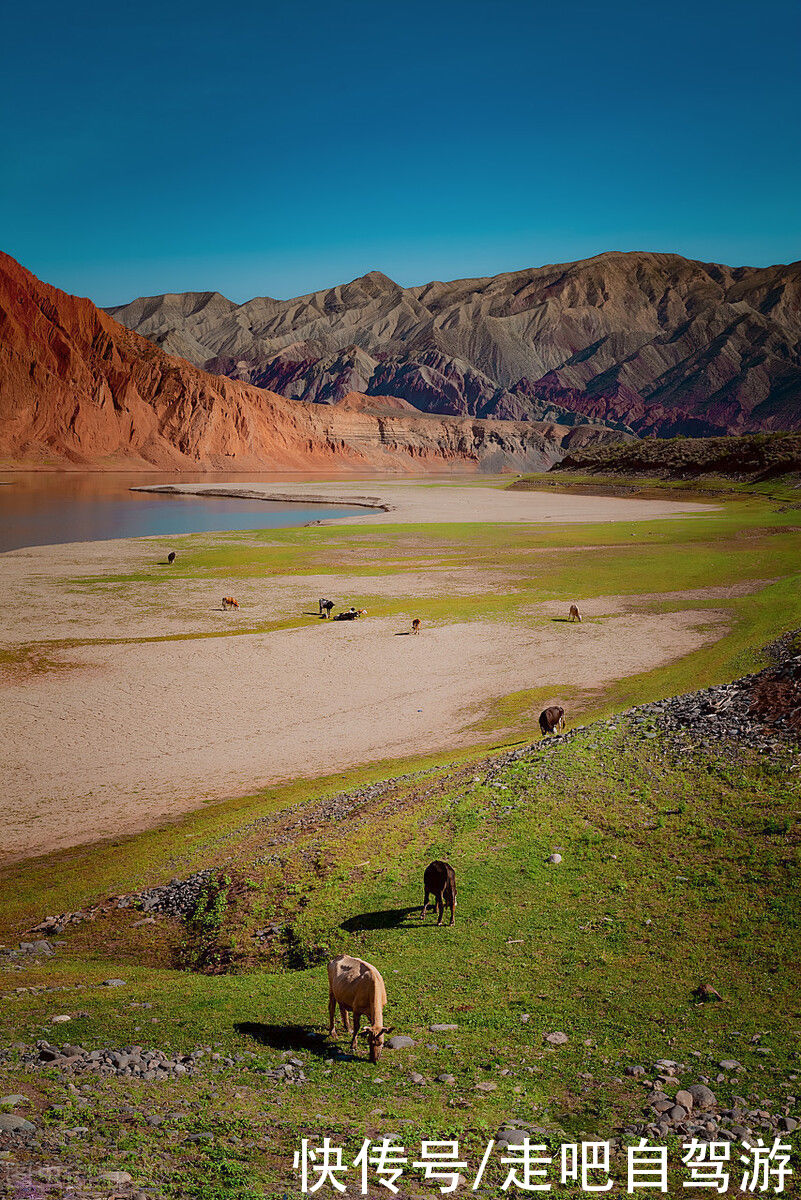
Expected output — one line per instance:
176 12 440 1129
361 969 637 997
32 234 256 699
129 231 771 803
154 549 580 1058
326 857 457 1060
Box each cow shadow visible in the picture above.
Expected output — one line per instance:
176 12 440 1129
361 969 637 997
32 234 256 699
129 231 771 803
394 631 412 636
551 617 570 622
341 906 419 932
234 1021 343 1060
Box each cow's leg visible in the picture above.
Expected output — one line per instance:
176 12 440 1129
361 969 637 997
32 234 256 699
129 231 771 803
421 890 430 920
436 890 445 926
339 1003 350 1032
350 1012 360 1052
328 990 336 1036
449 896 456 926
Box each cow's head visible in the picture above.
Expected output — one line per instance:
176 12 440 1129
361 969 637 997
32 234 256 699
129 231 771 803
361 1025 395 1063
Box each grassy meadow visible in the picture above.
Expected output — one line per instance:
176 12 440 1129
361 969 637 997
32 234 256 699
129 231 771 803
1 473 800 1197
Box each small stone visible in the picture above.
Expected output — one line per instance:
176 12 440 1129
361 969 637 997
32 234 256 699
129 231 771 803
497 1128 527 1146
543 1031 568 1045
626 1066 646 1077
101 979 127 987
0 1114 36 1133
386 1036 415 1049
675 1089 694 1110
0 1096 27 1108
719 1060 741 1071
669 1105 688 1122
475 1081 497 1092
435 1074 456 1084
50 1015 72 1023
546 853 562 864
101 1171 134 1186
429 1024 458 1032
779 1117 798 1132
409 1073 426 1085
688 1084 717 1109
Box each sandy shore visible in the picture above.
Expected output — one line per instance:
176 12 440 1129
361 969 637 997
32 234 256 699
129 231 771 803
133 481 716 524
1 481 729 863
2 606 730 862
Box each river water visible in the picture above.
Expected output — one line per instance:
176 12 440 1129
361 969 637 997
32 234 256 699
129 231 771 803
0 472 375 553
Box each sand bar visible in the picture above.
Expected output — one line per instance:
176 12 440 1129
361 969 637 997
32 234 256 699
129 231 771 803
133 481 716 524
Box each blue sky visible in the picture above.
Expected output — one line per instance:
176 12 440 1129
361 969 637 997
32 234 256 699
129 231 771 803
2 0 800 305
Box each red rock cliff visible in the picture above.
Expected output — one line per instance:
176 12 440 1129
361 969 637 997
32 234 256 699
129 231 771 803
0 253 623 471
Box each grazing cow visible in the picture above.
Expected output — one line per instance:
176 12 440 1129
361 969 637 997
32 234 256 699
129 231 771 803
327 955 393 1062
422 860 457 926
167 551 176 565
319 598 335 619
222 596 239 610
411 618 421 635
568 604 582 622
334 607 358 621
539 706 565 737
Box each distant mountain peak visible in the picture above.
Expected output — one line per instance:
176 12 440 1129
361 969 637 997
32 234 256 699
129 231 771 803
108 249 801 437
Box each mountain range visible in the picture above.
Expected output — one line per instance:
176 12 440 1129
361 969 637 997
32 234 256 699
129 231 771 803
109 252 801 437
0 252 621 471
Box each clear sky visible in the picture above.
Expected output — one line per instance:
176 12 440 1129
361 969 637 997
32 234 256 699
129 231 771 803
2 0 800 306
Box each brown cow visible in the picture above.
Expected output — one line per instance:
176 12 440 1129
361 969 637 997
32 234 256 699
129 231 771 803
411 618 421 635
222 596 239 610
568 604 582 622
327 955 393 1062
421 860 457 926
539 706 565 737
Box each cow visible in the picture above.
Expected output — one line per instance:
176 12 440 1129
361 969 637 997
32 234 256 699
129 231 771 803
421 860 457 926
327 954 393 1062
319 598 335 619
539 706 565 737
222 596 239 610
167 551 176 565
411 618 421 635
568 604 582 622
334 607 358 621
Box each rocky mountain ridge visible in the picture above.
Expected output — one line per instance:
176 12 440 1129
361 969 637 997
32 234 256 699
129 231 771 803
108 251 801 437
0 253 621 471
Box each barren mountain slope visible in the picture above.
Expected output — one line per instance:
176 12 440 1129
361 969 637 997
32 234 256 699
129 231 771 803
109 252 801 436
0 252 622 470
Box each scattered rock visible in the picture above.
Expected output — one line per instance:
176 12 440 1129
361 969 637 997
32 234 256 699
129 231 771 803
687 1084 717 1109
543 1031 568 1045
101 1171 133 1186
719 1060 741 1071
0 1114 36 1133
435 1074 456 1085
429 1024 458 1033
475 1081 497 1092
675 1089 694 1110
546 853 562 864
386 1036 415 1050
101 979 127 988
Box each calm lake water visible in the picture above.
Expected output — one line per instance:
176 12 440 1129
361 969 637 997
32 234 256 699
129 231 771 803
0 472 375 552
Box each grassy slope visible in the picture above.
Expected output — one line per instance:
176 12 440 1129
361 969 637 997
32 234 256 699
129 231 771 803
1 478 800 1197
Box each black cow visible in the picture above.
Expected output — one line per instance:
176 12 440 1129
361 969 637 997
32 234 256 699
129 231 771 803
539 706 565 736
167 551 176 565
319 598 335 618
422 860 457 927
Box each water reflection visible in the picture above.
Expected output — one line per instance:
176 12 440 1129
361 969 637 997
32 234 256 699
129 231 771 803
0 472 376 552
